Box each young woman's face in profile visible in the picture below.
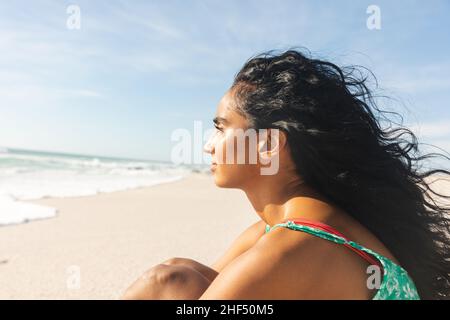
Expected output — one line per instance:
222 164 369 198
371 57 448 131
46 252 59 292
203 90 262 188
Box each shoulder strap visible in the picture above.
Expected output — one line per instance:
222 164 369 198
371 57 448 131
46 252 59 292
267 217 382 268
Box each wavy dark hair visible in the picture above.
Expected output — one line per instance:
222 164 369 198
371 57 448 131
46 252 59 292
230 48 450 299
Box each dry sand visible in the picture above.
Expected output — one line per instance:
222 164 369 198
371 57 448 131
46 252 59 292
0 173 256 299
0 173 448 299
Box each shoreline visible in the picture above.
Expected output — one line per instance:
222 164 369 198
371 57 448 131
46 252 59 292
0 174 189 227
0 173 448 299
0 173 256 299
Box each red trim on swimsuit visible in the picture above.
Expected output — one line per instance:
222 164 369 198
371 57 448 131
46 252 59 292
281 217 382 268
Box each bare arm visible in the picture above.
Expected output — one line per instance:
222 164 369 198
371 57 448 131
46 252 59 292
211 220 266 273
162 220 266 280
122 220 267 299
198 234 288 299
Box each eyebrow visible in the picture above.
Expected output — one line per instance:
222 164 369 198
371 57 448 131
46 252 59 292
213 116 229 125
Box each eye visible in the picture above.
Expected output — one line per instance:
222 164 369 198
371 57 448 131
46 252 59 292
214 124 223 132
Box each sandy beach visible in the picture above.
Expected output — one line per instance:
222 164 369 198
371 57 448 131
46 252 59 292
0 173 256 299
0 172 448 299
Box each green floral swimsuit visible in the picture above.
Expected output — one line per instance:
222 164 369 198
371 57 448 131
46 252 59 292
265 220 420 300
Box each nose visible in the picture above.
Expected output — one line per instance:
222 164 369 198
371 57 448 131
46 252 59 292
203 129 218 154
203 138 214 154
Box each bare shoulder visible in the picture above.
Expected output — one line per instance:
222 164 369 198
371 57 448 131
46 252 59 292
202 225 374 299
228 219 267 249
201 227 332 299
229 219 267 245
210 220 266 273
246 219 267 234
259 225 376 299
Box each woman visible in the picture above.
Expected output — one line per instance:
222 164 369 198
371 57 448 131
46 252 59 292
122 49 450 300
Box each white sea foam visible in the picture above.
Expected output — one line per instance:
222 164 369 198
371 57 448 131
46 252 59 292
0 195 57 226
0 149 198 226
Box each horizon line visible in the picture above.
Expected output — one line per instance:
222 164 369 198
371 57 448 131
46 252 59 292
0 145 174 164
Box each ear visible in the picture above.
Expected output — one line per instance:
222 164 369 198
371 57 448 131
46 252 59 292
258 129 286 160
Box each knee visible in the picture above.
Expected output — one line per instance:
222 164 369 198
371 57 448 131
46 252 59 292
162 257 192 266
143 263 188 285
121 264 188 300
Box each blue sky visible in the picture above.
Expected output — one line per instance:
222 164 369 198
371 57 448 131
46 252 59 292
0 0 449 162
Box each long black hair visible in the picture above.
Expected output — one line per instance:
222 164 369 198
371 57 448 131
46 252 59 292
230 48 450 299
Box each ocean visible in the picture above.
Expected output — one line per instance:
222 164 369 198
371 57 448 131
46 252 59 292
0 147 200 226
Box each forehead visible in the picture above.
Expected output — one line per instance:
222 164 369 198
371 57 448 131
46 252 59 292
215 90 248 128
216 90 234 114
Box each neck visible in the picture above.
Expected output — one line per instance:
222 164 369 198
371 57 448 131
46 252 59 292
243 173 336 227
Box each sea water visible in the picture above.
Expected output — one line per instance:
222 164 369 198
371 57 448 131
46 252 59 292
0 147 200 226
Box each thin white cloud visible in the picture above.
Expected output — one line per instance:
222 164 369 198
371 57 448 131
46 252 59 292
407 120 450 157
383 62 450 94
408 120 450 138
66 89 103 98
0 85 102 108
428 139 450 154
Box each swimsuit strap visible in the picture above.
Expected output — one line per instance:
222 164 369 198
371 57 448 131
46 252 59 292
266 217 382 268
266 217 421 300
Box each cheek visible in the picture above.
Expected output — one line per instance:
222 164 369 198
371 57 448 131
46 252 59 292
214 134 232 164
213 135 260 187
215 132 255 164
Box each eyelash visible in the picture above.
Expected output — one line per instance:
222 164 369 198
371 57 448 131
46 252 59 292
214 124 223 132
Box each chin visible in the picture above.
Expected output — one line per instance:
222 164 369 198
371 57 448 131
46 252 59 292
213 175 230 188
213 173 238 188
214 174 250 189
